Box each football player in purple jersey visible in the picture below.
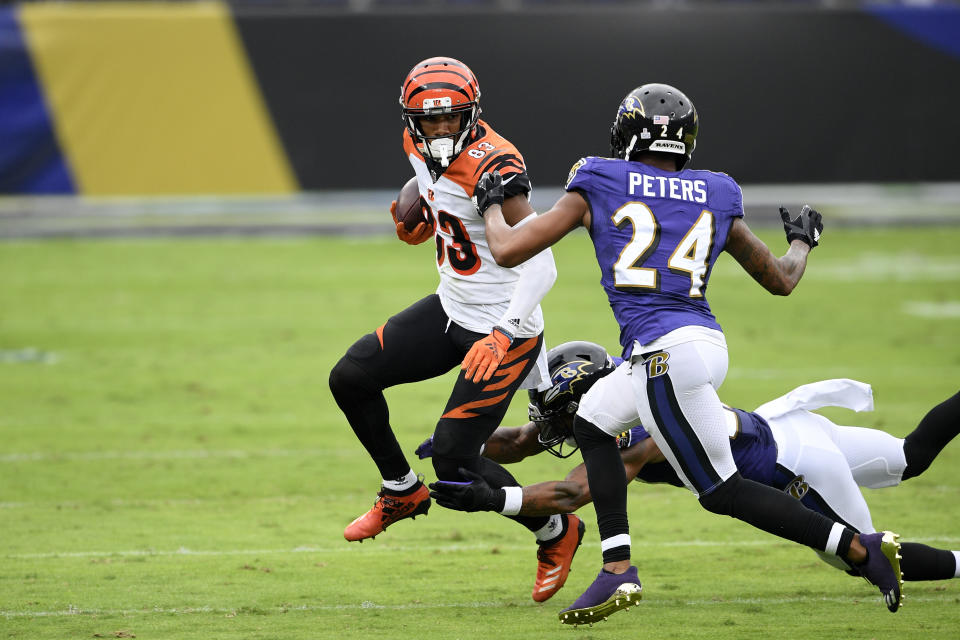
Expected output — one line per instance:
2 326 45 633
454 83 906 621
427 341 960 595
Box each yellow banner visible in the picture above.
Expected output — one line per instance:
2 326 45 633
20 1 296 195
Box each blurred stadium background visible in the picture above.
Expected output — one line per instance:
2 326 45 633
2 0 959 236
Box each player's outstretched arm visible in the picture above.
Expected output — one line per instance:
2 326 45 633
475 171 589 267
428 467 592 516
415 424 544 464
724 209 820 296
483 423 548 464
428 438 661 516
502 439 661 515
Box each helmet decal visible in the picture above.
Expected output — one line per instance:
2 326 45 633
542 360 594 405
618 95 645 121
528 341 616 458
610 83 699 169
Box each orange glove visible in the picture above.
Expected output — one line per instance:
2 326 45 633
461 327 514 383
391 200 434 245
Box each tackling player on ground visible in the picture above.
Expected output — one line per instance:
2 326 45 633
464 83 905 620
427 341 960 607
328 57 581 602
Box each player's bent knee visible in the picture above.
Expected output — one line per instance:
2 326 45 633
431 427 484 481
328 355 378 402
698 474 742 516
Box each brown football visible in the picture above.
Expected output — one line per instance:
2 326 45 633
394 177 430 232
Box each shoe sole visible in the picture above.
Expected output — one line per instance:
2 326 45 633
879 531 904 612
558 582 642 626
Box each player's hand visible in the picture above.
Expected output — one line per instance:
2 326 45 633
779 205 823 248
391 199 433 245
461 326 513 383
428 468 503 512
414 436 434 459
472 171 504 216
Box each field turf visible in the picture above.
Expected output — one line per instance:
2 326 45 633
1 226 958 639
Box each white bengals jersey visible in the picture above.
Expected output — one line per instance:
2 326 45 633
403 120 544 338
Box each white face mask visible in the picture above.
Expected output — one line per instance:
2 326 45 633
425 138 455 167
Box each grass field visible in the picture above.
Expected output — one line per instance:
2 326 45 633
1 226 959 639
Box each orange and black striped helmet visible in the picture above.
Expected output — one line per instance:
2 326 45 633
400 57 481 166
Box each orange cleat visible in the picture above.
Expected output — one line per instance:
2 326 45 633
344 483 431 542
532 514 585 602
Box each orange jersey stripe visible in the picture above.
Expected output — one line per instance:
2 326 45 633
482 359 529 392
441 391 510 420
376 324 385 349
501 336 539 364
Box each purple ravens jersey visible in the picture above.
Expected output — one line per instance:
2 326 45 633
565 156 744 354
626 407 777 486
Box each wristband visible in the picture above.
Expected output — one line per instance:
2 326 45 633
492 324 515 344
499 486 523 516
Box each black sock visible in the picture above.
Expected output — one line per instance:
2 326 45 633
902 391 960 481
900 542 958 581
575 415 629 563
700 474 853 556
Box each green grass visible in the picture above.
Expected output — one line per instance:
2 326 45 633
1 227 959 639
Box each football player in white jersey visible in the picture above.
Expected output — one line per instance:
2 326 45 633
329 57 581 603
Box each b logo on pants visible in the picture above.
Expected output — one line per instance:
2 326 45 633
644 352 670 378
784 475 809 500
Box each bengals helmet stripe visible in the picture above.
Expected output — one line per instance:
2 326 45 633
402 59 479 111
400 57 482 167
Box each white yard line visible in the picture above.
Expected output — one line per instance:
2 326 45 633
0 448 340 463
7 536 960 560
0 594 948 619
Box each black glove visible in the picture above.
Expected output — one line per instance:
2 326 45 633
780 205 823 248
428 467 505 512
472 171 504 216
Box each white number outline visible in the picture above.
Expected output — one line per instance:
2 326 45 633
667 210 714 298
611 202 659 290
611 202 715 296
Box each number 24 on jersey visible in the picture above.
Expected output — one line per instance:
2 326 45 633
612 202 714 298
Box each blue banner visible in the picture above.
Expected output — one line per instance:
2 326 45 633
0 6 73 194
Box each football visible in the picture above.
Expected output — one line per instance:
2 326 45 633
394 177 430 232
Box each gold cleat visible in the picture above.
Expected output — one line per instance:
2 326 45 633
558 582 642 626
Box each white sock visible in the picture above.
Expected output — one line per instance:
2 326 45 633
953 551 960 577
534 514 564 543
382 470 418 492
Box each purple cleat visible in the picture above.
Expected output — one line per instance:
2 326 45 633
855 531 904 612
558 565 642 626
